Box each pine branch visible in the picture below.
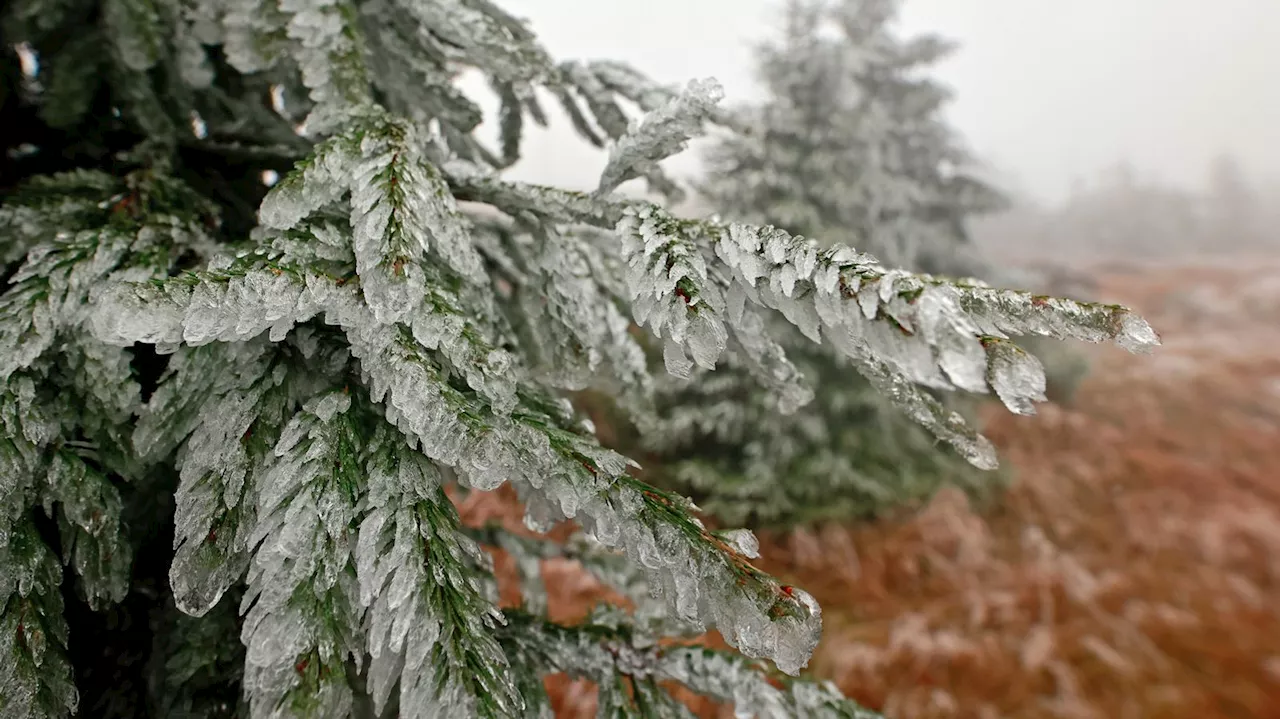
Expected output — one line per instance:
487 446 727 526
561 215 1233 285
90 95 1158 681
54 333 141 476
0 517 79 718
0 378 47 538
0 170 120 265
659 645 882 719
134 339 298 616
513 224 652 403
279 0 372 127
0 227 130 377
358 425 520 718
596 78 723 198
443 165 1157 468
93 259 828 675
467 523 691 636
498 611 885 719
40 450 132 610
392 0 554 88
240 389 366 718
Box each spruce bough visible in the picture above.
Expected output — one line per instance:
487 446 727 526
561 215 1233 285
0 0 1155 717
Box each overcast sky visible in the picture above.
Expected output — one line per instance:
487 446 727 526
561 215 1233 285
479 0 1280 203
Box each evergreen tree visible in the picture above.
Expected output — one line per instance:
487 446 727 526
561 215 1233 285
0 1 1156 717
698 0 1005 276
1205 153 1262 251
655 0 1084 527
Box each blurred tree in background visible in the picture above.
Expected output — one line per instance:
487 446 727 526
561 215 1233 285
1205 154 1263 251
698 0 1005 276
641 0 1088 529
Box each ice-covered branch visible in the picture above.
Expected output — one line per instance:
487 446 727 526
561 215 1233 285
336 301 825 675
659 645 884 719
514 225 653 400
0 169 220 374
240 390 366 718
358 424 519 718
439 165 1159 468
616 205 1159 467
597 78 725 197
40 451 132 611
0 518 79 718
468 524 692 636
0 170 121 265
142 340 298 616
497 612 884 719
93 259 827 675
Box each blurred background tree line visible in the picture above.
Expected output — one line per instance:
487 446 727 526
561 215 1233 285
974 152 1277 265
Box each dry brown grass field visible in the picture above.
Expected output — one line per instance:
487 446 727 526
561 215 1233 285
459 255 1280 719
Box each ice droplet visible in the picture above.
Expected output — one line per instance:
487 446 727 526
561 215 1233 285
1115 310 1160 353
306 391 352 422
964 434 999 472
686 311 727 370
663 337 694 378
718 529 759 559
986 341 1047 416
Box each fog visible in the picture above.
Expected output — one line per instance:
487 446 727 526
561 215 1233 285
489 0 1280 203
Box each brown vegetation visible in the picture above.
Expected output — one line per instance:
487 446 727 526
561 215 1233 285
462 256 1280 718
